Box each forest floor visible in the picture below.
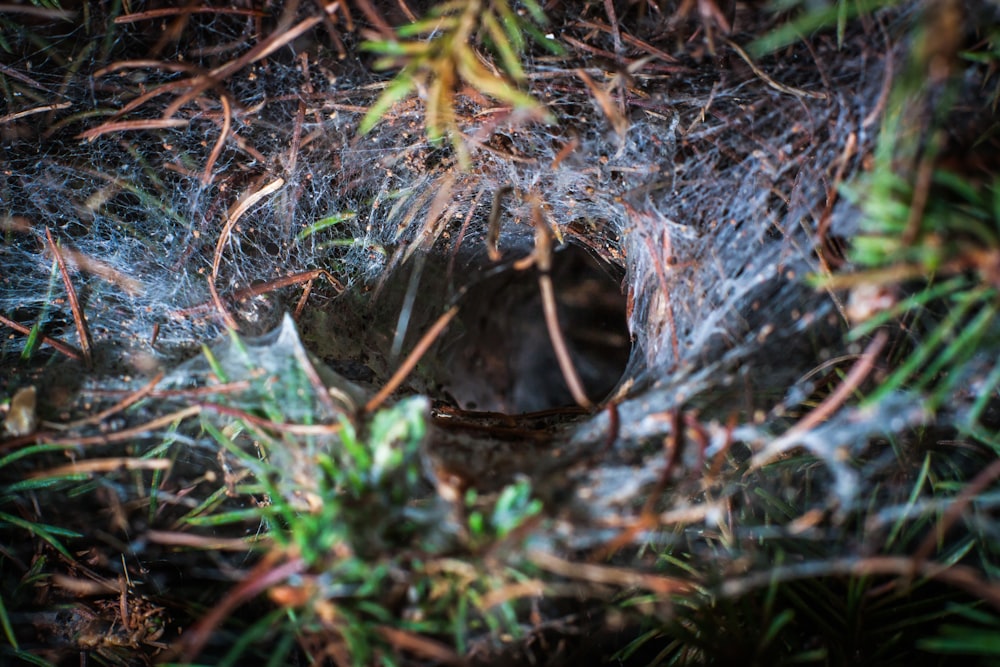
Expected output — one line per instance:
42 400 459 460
2 1 1000 665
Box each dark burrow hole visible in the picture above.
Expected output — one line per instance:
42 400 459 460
435 244 631 414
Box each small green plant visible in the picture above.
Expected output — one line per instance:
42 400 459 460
188 328 545 664
359 0 561 168
817 9 1000 446
0 439 85 662
920 604 1000 661
750 0 903 54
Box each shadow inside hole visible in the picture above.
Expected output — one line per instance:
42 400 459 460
440 245 631 413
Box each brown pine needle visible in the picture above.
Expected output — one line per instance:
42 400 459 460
44 405 201 448
724 38 828 100
539 272 593 410
56 245 144 295
145 530 265 551
212 177 285 281
200 403 344 436
574 20 680 64
45 228 92 368
533 204 593 410
529 549 693 595
751 330 888 468
207 274 239 331
479 580 547 609
113 6 266 23
51 372 164 431
173 269 343 319
602 0 623 57
365 306 459 413
375 626 465 666
30 457 171 479
0 312 82 361
202 94 232 185
178 553 305 663
76 118 189 141
576 68 628 138
162 15 323 120
0 101 72 124
914 458 1000 564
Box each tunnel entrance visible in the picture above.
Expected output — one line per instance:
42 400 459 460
438 245 631 414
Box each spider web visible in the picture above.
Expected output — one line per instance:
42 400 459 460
1 0 997 646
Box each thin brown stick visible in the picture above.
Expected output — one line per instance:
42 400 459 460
863 18 894 128
394 0 419 22
145 530 265 551
202 95 231 185
573 20 680 63
352 0 396 39
446 187 485 283
255 269 343 297
162 16 323 120
533 204 593 410
114 6 266 23
375 626 464 666
286 98 306 176
902 135 939 246
816 131 857 244
0 312 82 360
54 245 144 295
178 553 305 663
0 101 72 124
289 339 343 417
293 278 314 320
45 228 92 368
200 403 344 436
486 186 512 262
550 137 579 170
724 38 828 100
30 457 171 479
602 0 623 57
751 330 888 468
76 118 189 141
530 549 693 595
0 62 53 93
102 79 189 124
914 458 1000 564
212 176 285 281
43 405 202 448
539 270 594 409
172 269 342 319
207 275 239 331
51 372 164 431
576 68 628 137
365 306 459 413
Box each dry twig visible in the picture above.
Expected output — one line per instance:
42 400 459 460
45 228 92 368
365 306 460 413
532 202 594 410
0 312 82 361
